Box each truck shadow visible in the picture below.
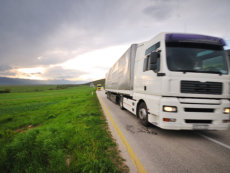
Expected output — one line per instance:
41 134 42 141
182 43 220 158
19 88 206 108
122 108 199 138
145 123 225 141
128 119 222 140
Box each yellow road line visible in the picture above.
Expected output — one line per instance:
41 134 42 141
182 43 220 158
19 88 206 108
98 95 147 173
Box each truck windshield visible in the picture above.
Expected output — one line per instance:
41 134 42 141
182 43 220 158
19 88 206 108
166 44 229 74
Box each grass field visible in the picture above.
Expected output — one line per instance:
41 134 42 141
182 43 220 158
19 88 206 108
0 85 79 93
0 85 127 173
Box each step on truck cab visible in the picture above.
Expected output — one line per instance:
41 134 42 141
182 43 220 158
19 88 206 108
105 32 230 130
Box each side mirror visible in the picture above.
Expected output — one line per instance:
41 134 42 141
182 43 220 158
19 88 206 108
149 52 160 71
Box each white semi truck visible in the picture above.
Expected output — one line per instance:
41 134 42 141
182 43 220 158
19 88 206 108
105 33 230 130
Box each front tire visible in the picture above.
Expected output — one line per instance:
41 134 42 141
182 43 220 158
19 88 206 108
138 102 149 126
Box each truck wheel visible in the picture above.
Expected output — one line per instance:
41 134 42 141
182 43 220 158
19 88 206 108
119 96 124 110
138 102 149 126
107 92 111 100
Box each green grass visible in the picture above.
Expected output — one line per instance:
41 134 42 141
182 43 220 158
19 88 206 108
0 85 127 173
0 84 80 93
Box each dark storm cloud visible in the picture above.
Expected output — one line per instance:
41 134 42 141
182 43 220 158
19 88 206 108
0 70 16 77
0 0 139 67
0 0 81 66
0 0 164 68
0 65 15 77
143 1 176 20
0 65 12 71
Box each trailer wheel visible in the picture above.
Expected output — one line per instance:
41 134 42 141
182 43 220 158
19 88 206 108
107 92 110 100
119 96 124 110
138 102 149 126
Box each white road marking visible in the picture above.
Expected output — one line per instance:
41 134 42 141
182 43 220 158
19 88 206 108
198 133 230 150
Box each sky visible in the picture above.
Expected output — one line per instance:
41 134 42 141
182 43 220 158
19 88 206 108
0 0 230 83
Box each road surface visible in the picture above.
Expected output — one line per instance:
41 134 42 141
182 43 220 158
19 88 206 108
97 90 230 173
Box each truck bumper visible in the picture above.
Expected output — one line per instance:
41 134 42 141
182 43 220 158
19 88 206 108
153 97 230 130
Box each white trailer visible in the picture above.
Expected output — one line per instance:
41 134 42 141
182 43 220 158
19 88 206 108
105 33 230 130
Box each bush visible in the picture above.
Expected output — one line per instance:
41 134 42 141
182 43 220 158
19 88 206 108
0 88 11 94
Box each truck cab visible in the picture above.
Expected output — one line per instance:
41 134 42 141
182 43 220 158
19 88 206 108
134 33 230 130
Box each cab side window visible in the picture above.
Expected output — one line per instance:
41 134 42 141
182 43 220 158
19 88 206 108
143 42 160 72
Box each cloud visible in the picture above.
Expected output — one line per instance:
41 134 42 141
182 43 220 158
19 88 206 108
0 0 123 67
34 48 86 65
0 0 82 67
0 65 17 78
0 0 157 68
0 65 12 71
42 66 86 80
0 0 230 81
143 1 176 20
0 65 87 81
0 70 16 77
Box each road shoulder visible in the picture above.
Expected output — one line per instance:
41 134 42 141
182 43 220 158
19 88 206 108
97 91 139 173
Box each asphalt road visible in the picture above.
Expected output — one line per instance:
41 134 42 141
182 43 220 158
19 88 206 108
97 90 230 173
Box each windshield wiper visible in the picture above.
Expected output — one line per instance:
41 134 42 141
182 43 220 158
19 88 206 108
174 70 222 75
199 70 222 75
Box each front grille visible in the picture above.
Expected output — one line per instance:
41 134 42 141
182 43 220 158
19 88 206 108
184 108 214 112
185 120 212 124
181 81 222 95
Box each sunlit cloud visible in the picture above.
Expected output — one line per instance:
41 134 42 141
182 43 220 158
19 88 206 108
7 44 130 81
15 67 45 80
60 44 130 80
17 67 45 74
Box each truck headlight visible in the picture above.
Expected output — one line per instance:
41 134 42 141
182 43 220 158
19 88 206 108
163 106 177 112
224 108 230 114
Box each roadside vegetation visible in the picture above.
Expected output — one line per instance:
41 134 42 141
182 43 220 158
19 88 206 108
0 85 127 173
86 79 105 88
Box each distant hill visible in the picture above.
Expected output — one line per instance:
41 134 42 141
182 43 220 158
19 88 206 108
86 79 105 86
93 79 105 85
0 77 84 85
